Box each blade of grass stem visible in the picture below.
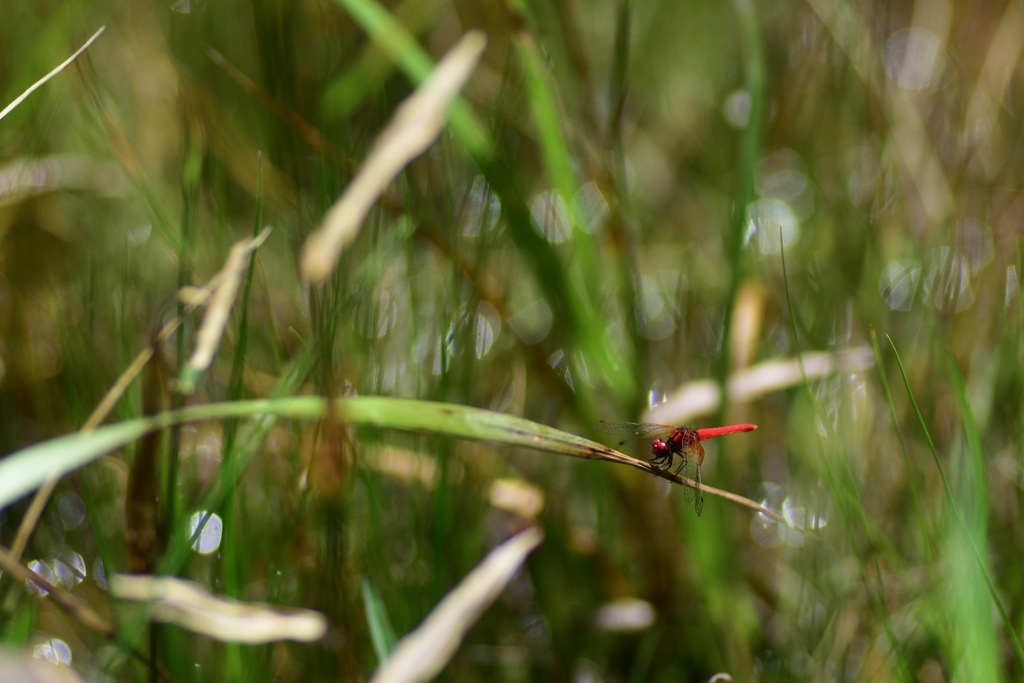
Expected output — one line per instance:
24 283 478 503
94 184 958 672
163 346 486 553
887 335 1024 669
111 574 326 643
220 168 267 678
363 579 398 661
0 26 105 122
605 0 644 410
781 240 912 681
945 351 1000 680
333 0 629 411
715 0 765 423
168 119 203 553
868 327 935 557
322 0 448 119
370 528 543 683
512 29 604 371
0 397 797 530
300 31 486 283
0 545 113 637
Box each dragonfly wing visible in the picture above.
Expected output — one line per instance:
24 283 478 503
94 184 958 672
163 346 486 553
593 421 675 437
594 422 677 460
677 454 695 506
677 447 701 513
694 464 704 517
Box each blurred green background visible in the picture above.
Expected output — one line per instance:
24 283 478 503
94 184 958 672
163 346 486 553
1 0 1022 680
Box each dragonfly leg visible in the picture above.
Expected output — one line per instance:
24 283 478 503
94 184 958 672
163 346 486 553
649 457 670 472
672 455 686 477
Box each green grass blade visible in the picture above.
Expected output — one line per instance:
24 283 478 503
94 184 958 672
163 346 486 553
362 579 397 661
331 0 631 407
513 36 577 214
0 421 163 512
0 395 781 527
946 348 1019 677
511 29 604 340
0 396 614 512
868 327 934 555
887 335 1024 673
781 242 912 681
332 0 489 158
322 0 447 119
715 0 765 419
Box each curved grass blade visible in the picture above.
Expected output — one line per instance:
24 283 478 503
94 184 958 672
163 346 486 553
370 527 542 683
888 335 1024 669
782 237 913 681
111 574 326 643
363 578 398 661
300 30 487 282
0 27 105 122
0 397 797 531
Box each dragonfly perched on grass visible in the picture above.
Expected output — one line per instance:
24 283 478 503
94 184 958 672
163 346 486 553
595 421 757 516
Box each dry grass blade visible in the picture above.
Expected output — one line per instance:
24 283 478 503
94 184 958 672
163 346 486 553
656 470 810 535
179 227 272 392
12 228 268 559
207 46 333 157
300 30 487 283
371 527 543 683
111 574 327 644
644 348 873 425
0 546 113 638
803 0 953 222
0 155 126 207
0 26 105 122
584 441 809 535
0 650 85 683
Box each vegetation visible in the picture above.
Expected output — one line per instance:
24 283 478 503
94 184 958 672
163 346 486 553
1 0 1022 681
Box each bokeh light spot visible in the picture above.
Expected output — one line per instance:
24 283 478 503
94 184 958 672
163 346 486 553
722 89 751 128
26 560 55 597
33 639 72 665
957 218 994 273
745 199 800 254
53 549 86 588
56 492 86 530
879 259 922 311
572 181 609 234
529 191 571 244
884 28 944 90
923 247 974 313
460 176 502 238
188 511 223 555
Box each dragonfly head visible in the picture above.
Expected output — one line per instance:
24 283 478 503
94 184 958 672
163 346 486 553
650 439 672 458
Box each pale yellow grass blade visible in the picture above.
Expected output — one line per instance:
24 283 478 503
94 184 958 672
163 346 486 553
179 227 272 392
0 649 84 683
371 527 543 683
0 26 106 122
111 574 327 644
300 30 487 283
644 348 873 425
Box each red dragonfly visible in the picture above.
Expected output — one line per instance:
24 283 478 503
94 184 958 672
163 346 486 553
594 421 757 516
